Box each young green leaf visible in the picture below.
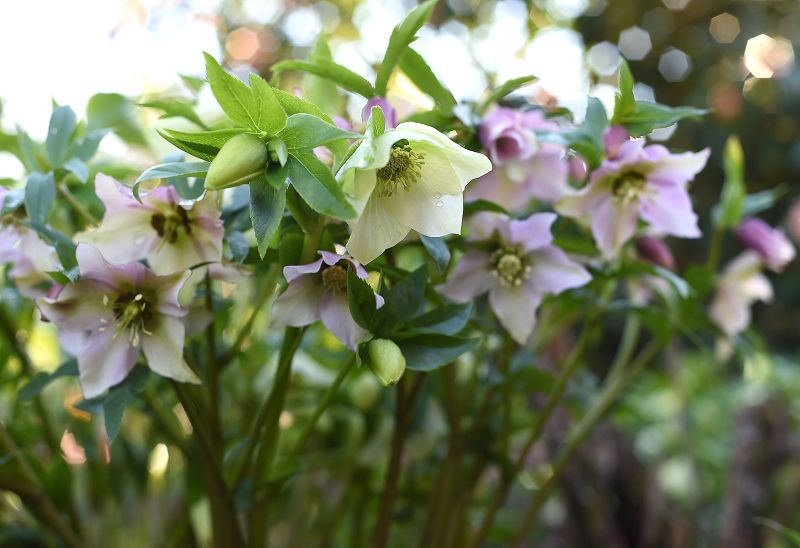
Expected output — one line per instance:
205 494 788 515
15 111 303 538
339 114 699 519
406 302 473 336
612 58 635 122
249 74 288 136
375 0 438 96
204 52 273 132
562 97 608 169
250 176 286 259
133 161 210 200
271 59 375 98
278 113 362 150
139 97 209 129
287 152 356 219
45 106 77 168
158 127 246 161
25 171 56 224
620 102 708 137
477 75 538 115
398 47 456 112
714 135 746 229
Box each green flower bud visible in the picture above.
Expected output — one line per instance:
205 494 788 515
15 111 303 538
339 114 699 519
365 339 406 387
204 133 268 190
267 138 288 167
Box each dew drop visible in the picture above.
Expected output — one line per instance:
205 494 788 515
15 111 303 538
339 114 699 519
435 200 444 208
433 192 442 199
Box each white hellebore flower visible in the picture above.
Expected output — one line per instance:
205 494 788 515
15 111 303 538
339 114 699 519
337 122 492 264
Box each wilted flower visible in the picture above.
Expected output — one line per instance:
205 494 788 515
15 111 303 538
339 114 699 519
361 97 397 130
557 126 709 259
270 248 383 350
468 108 571 207
38 244 199 398
735 217 795 272
76 174 224 275
439 212 591 344
338 122 492 264
710 251 773 338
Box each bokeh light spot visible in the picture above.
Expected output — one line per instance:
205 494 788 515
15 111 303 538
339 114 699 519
587 41 620 76
618 26 652 61
744 34 795 79
661 0 690 11
658 48 692 82
709 13 740 44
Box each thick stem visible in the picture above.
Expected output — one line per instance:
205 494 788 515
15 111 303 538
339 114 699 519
510 339 662 545
204 275 222 452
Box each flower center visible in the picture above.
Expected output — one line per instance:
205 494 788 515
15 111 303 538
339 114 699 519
490 246 531 288
611 170 648 204
321 264 348 293
376 142 425 197
151 206 192 244
102 292 154 347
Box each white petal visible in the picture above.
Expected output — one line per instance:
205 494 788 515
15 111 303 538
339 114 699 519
346 194 410 264
78 329 139 399
141 316 200 384
270 275 324 328
488 284 543 345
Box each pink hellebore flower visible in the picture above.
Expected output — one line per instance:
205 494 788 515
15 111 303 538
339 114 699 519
439 212 591 344
271 248 384 350
38 244 199 398
735 217 796 273
710 251 773 338
75 174 224 275
557 126 709 259
468 108 572 207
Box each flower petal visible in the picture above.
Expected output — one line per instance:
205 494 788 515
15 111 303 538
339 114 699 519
37 280 113 331
438 251 494 301
270 275 324 328
509 213 556 252
346 194 410 264
488 284 542 345
639 184 701 238
645 147 709 186
320 292 366 350
284 259 324 283
141 316 200 384
528 246 591 295
78 329 139 399
591 197 639 259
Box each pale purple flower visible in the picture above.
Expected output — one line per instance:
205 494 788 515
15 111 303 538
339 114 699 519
38 244 199 398
735 217 796 273
557 126 709 259
710 251 773 338
0 219 59 298
270 248 383 350
361 97 397 129
468 108 572 208
75 174 224 275
439 212 591 344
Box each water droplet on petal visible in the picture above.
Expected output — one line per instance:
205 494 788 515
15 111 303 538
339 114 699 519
435 200 444 208
433 192 442 199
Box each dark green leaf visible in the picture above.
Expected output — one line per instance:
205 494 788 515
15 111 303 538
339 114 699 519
45 106 77 167
24 172 55 224
286 152 355 219
278 113 361 150
250 177 286 259
464 199 509 216
420 235 450 272
398 334 480 372
562 97 607 169
375 0 438 95
227 231 250 263
398 47 456 112
158 127 245 161
348 269 380 331
265 161 289 190
272 59 375 99
18 359 78 401
374 265 427 333
139 97 208 129
478 75 538 115
408 301 472 336
102 367 149 442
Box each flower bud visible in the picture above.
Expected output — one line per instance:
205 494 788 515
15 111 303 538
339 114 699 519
735 217 796 273
365 339 406 387
204 133 268 190
267 138 288 167
635 236 675 270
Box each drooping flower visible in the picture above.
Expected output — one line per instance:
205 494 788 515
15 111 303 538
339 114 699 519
467 108 572 207
735 217 796 272
439 212 591 344
557 126 709 259
709 251 773 338
270 247 383 350
337 122 492 264
38 244 199 398
75 174 224 275
361 97 397 130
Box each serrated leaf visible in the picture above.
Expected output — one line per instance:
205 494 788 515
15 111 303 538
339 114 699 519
420 235 450 272
398 334 479 372
398 47 456 112
248 74 288 136
24 172 55 224
612 59 635 122
133 161 210 201
477 75 538 115
375 0 438 96
620 102 708 137
139 97 208 129
158 127 245 161
286 152 355 219
373 265 427 333
278 113 361 150
271 59 375 99
348 269 380 331
205 53 271 132
45 106 77 167
250 176 285 259
18 359 78 401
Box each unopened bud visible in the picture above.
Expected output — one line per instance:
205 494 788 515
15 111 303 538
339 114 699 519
267 138 288 167
735 217 796 273
635 236 675 271
365 339 406 387
204 133 268 190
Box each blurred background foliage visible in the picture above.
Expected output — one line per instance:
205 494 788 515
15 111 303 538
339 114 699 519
1 0 800 546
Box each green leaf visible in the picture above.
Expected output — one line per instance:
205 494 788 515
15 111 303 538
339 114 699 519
562 97 608 169
714 135 746 229
158 127 246 161
18 359 78 401
304 36 341 116
204 53 274 132
398 334 479 372
367 106 385 139
286 152 355 219
0 189 24 215
407 302 472 336
464 199 509 216
754 518 800 546
133 161 210 201
248 74 288 136
477 75 538 115
102 367 149 442
398 47 456 112
45 106 77 167
278 113 361 150
62 158 89 183
375 0 438 96
612 59 635 122
179 73 206 94
27 222 77 271
86 93 147 146
420 235 450 272
24 172 55 224
742 184 788 218
348 269 380 331
272 59 374 98
619 102 708 137
139 97 209 129
250 176 286 259
70 129 108 162
374 265 427 333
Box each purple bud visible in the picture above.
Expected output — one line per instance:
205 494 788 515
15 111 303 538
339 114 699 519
603 125 630 160
478 108 537 165
735 217 796 272
635 236 675 271
568 154 588 183
361 97 397 129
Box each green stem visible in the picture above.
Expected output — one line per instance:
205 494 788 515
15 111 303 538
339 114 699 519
204 275 222 451
57 183 96 226
706 225 725 272
510 339 662 545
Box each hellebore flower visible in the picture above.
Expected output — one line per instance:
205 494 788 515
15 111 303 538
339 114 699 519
468 108 571 207
735 217 796 273
337 122 492 264
710 251 773 338
0 207 59 298
439 212 591 344
557 126 709 259
76 174 224 275
38 244 199 398
270 248 383 350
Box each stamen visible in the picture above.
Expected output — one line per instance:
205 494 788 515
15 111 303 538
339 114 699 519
321 264 349 293
376 143 425 197
111 292 154 348
490 245 532 288
610 168 648 204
